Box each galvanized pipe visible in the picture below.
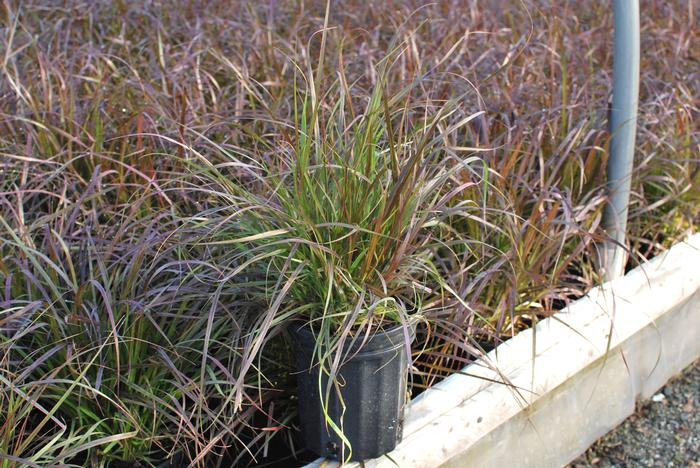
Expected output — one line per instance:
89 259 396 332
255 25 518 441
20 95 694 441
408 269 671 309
602 0 640 280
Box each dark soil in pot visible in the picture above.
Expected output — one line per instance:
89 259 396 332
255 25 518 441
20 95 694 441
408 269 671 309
291 322 416 462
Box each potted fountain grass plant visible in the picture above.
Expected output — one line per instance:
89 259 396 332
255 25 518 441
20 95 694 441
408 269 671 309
199 49 484 462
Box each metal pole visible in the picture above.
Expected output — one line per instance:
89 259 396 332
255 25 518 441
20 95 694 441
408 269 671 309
603 0 640 280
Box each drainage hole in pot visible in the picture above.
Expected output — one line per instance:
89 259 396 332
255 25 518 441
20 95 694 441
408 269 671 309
326 441 339 457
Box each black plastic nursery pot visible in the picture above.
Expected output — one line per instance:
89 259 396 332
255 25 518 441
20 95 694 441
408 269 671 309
291 323 416 462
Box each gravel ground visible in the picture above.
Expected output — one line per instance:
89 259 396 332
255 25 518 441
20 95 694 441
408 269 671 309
570 360 700 468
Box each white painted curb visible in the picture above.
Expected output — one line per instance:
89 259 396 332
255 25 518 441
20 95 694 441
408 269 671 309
306 233 700 467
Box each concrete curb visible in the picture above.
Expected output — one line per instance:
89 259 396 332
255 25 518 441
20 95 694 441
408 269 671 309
306 233 700 467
